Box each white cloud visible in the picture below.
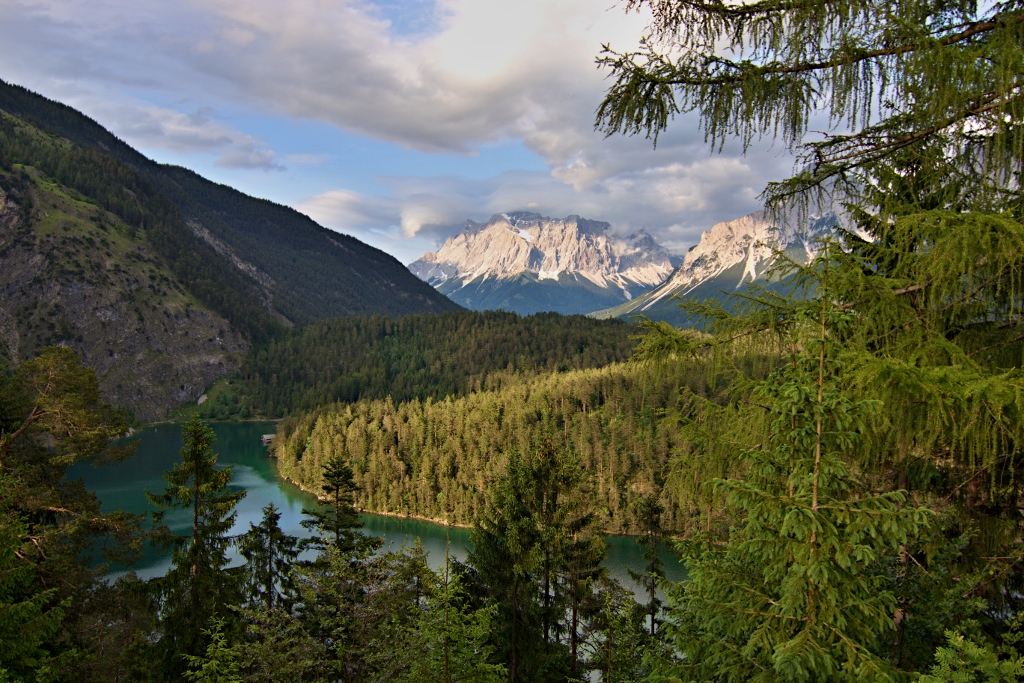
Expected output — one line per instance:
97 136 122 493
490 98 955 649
87 102 285 170
1 0 804 257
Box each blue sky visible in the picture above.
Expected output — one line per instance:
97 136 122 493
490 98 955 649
0 0 794 263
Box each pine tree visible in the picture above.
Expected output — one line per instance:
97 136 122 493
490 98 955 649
626 494 665 639
147 414 246 676
300 454 367 554
182 618 242 683
596 0 1024 211
239 503 299 612
395 545 507 683
468 452 544 682
0 500 63 681
0 347 143 678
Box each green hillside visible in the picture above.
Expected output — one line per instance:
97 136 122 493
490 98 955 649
0 80 464 418
195 310 639 419
0 79 460 332
274 356 728 534
0 162 247 420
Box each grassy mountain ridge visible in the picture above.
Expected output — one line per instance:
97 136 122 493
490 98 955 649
0 78 461 331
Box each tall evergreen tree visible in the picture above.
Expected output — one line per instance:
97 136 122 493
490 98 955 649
300 454 366 554
0 347 142 678
147 414 245 677
469 453 545 682
394 550 507 683
659 253 932 681
239 504 299 612
627 494 665 639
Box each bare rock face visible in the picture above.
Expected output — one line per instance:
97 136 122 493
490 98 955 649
409 212 677 315
591 210 840 324
0 170 247 421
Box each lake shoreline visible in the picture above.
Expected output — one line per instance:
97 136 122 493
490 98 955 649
274 467 475 530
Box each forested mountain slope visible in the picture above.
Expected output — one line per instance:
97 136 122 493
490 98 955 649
0 164 247 420
0 79 460 332
0 80 461 418
199 310 638 418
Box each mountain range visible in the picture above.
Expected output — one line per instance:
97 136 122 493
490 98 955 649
0 79 459 419
409 212 678 315
591 210 840 324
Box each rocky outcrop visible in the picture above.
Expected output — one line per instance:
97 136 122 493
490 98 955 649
0 169 247 421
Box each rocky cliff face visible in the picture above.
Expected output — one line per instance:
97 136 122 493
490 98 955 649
409 212 677 315
591 210 839 324
0 168 247 421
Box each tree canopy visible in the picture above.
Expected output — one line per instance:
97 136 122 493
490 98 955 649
596 0 1024 210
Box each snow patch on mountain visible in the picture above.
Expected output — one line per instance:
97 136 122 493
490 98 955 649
409 212 677 299
633 209 838 313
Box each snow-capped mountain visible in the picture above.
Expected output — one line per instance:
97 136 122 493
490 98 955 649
591 210 839 324
409 212 678 316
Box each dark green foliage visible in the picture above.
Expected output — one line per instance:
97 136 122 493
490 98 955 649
626 494 665 639
147 415 246 676
239 505 300 613
275 357 709 534
390 563 507 683
299 456 371 554
0 347 145 680
0 504 63 682
230 310 638 417
596 0 1024 211
0 108 281 343
469 453 550 682
182 618 243 683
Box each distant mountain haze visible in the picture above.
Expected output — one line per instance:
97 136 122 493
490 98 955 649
591 210 840 325
409 212 679 315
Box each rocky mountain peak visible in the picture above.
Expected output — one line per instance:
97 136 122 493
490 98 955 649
408 212 679 316
410 213 674 291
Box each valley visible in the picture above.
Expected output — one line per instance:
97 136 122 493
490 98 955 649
4 0 1024 674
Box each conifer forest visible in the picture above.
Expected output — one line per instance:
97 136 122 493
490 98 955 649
3 0 1024 682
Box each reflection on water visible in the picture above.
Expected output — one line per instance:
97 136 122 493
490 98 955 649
67 422 686 593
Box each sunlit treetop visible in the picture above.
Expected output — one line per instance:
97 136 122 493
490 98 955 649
596 0 1024 212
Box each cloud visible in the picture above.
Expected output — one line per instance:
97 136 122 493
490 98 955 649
119 106 283 170
1 0 806 257
299 142 793 263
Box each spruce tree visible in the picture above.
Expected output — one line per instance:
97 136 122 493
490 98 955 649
468 452 545 683
0 502 63 681
238 503 299 612
396 549 507 683
300 454 366 554
147 414 245 676
627 494 665 639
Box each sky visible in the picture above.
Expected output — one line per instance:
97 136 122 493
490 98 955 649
0 0 797 264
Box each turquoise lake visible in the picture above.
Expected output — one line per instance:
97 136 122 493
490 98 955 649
67 422 685 593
